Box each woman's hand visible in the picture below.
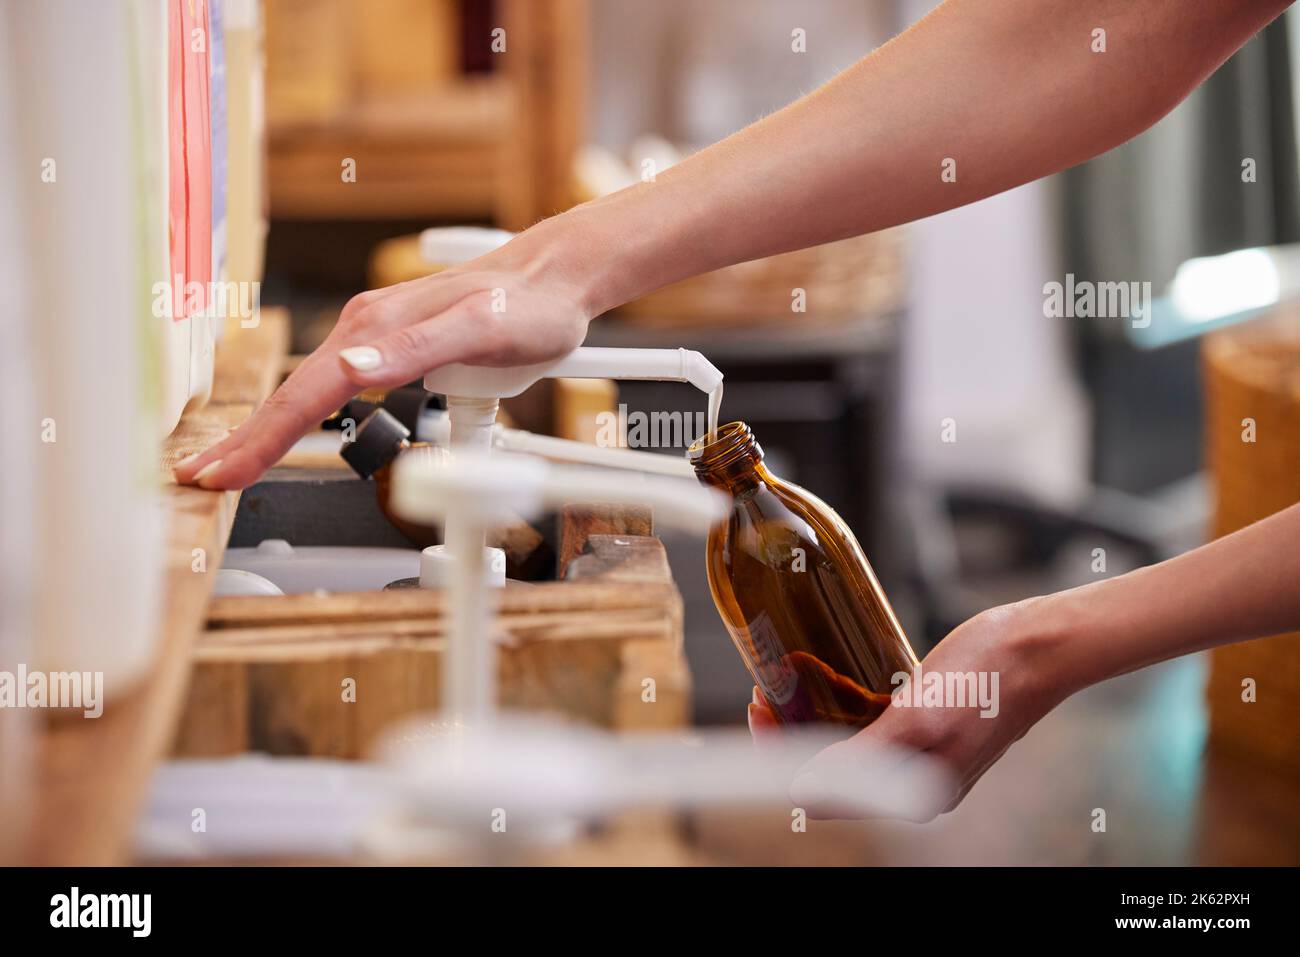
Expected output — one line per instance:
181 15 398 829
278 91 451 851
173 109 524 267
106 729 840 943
750 598 1074 820
173 218 599 491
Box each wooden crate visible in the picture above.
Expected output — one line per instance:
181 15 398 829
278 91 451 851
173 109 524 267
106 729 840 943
1202 310 1300 770
174 509 690 759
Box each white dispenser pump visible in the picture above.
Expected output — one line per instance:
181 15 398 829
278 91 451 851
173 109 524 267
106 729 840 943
417 226 726 599
423 346 723 401
425 345 723 483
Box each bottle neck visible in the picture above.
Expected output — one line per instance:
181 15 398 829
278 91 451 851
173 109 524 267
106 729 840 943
689 422 768 493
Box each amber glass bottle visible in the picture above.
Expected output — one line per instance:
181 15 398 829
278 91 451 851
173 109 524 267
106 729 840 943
342 408 443 548
690 422 918 729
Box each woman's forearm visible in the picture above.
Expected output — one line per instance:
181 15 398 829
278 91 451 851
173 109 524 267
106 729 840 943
546 0 1289 315
1023 504 1300 696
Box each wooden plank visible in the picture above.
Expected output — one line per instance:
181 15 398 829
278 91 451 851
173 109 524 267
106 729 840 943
565 535 673 583
205 577 674 627
27 310 290 865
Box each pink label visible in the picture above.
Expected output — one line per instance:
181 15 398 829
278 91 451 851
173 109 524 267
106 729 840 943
167 0 212 321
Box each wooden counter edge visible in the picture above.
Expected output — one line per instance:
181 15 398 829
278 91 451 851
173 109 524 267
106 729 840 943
27 310 289 866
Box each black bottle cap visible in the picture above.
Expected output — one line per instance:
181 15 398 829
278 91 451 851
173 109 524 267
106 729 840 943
340 408 410 478
323 397 378 430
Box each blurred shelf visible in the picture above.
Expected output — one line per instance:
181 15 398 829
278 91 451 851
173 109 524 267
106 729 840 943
590 310 899 362
267 0 588 228
270 80 511 221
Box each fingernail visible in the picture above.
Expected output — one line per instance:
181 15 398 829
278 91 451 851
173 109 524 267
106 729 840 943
175 450 204 470
339 346 382 371
193 459 223 489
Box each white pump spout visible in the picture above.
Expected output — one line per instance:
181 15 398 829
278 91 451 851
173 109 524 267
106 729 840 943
423 346 723 402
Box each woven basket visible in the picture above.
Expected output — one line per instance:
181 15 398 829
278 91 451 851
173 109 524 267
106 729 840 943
1202 309 1300 770
612 228 906 328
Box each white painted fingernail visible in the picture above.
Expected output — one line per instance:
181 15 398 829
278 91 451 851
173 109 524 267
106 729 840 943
339 346 382 371
175 450 204 470
193 459 223 488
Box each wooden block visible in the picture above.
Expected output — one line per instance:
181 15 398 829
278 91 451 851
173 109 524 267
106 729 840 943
557 504 653 578
565 535 672 583
611 637 691 731
170 662 249 757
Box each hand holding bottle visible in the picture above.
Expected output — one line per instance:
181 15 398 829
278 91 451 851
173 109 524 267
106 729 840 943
751 601 1066 820
751 504 1300 820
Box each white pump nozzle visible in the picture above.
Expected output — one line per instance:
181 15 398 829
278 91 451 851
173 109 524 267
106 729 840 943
424 346 723 400
390 450 726 535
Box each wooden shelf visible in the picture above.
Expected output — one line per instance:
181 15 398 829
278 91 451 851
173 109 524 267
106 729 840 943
268 79 512 221
25 310 290 866
265 0 589 228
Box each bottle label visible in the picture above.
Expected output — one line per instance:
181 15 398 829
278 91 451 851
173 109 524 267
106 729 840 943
741 611 799 706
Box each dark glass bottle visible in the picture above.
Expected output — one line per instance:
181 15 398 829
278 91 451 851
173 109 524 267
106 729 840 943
690 422 918 728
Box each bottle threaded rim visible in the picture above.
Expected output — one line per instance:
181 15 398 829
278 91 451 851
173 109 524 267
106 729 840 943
688 421 763 474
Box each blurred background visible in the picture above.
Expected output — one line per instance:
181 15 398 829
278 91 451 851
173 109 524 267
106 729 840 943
250 0 1300 861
